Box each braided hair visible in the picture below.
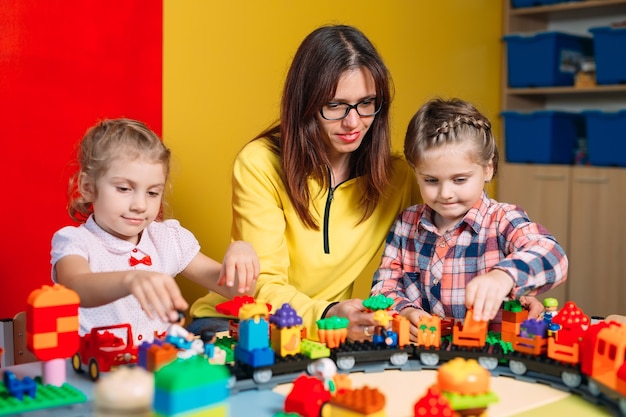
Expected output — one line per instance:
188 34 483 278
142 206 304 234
404 98 498 176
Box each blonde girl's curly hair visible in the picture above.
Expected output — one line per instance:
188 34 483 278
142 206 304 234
404 97 499 177
67 118 171 222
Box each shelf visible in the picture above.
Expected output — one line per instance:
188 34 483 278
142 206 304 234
510 0 626 17
506 84 626 96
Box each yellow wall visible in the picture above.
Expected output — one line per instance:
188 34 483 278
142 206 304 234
163 1 503 304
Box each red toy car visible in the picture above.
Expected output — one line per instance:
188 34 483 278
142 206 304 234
71 323 138 381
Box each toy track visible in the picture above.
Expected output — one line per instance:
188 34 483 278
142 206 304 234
229 345 626 417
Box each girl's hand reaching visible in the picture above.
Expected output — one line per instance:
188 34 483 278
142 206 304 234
399 307 432 343
465 269 514 322
217 241 260 294
125 271 188 323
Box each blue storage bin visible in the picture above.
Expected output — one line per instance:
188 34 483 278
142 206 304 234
512 0 582 7
511 0 560 8
583 110 626 167
589 26 626 85
504 32 593 87
502 110 584 164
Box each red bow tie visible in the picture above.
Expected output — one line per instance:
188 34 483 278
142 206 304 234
129 255 152 267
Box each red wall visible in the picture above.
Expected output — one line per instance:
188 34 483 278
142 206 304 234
0 1 162 318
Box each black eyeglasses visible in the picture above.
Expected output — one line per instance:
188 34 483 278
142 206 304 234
320 98 382 120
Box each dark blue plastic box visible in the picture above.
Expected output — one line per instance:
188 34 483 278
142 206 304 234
502 110 584 164
589 26 626 85
512 0 560 8
583 110 626 167
504 32 593 87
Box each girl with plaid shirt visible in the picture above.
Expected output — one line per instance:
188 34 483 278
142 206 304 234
371 98 568 340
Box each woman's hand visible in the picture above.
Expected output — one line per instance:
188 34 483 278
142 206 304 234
325 299 376 342
519 295 544 319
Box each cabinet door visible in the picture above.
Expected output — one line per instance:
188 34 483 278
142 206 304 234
568 167 626 317
498 164 571 303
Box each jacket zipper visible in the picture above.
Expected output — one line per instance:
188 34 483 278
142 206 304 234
323 186 334 254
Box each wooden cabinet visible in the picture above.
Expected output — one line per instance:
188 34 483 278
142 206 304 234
568 167 626 317
499 1 626 316
498 164 570 304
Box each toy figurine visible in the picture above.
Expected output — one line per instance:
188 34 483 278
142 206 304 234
165 311 204 358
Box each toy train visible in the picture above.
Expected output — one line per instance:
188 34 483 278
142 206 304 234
216 296 626 416
68 294 625 416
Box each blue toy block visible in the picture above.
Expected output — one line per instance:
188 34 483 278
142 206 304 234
234 345 275 367
373 331 398 347
138 339 164 369
238 318 269 352
3 371 37 401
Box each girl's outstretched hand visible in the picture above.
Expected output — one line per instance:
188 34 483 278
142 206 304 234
125 271 188 323
218 241 260 294
465 269 514 322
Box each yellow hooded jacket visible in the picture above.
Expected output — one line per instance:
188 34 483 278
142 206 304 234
190 138 419 336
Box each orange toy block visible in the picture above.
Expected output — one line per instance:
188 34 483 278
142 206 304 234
328 386 386 417
26 284 80 361
416 315 441 348
452 310 487 348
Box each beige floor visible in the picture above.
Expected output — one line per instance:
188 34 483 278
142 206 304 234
274 369 612 417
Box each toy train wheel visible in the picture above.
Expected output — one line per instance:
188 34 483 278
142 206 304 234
253 369 272 384
390 352 408 366
509 360 527 375
71 354 83 373
478 357 498 371
88 358 100 381
587 380 600 396
419 353 439 367
561 371 581 388
336 356 355 370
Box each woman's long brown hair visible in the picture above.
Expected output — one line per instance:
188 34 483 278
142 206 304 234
254 25 394 229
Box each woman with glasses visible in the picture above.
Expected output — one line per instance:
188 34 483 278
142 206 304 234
188 25 418 341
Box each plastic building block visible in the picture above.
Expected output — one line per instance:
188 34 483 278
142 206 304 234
362 295 394 311
437 358 498 412
392 315 410 348
328 386 385 416
271 326 302 357
300 339 330 359
3 370 37 400
284 375 330 417
317 316 349 349
238 316 270 352
0 376 87 416
416 316 441 349
214 336 235 363
234 344 275 367
413 386 453 417
94 366 153 416
452 310 487 348
26 284 80 362
216 295 271 317
154 356 230 416
271 304 303 329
